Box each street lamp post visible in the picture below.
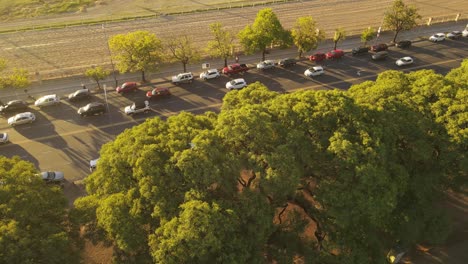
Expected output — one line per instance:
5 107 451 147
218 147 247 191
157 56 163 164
102 23 118 88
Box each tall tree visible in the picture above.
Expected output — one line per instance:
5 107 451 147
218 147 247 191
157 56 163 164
206 22 235 67
238 8 290 61
291 16 325 58
0 58 30 89
0 156 79 263
165 35 201 72
85 66 109 89
332 28 346 50
360 27 376 46
383 0 421 43
108 30 163 82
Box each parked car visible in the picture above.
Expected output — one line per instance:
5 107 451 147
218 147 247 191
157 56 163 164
256 60 276 70
222 64 249 75
146 87 171 99
8 112 36 127
0 100 28 115
371 51 388 60
68 88 91 102
0 132 9 144
278 58 296 67
429 33 445 42
309 52 326 62
124 101 151 115
116 82 138 93
78 102 106 117
90 158 99 172
304 66 324 77
225 78 247 91
463 28 468 37
395 40 412 48
446 31 462 39
172 72 194 84
371 43 388 52
326 49 344 59
38 171 64 183
352 46 369 56
199 69 220 80
396 56 414 66
34 94 60 107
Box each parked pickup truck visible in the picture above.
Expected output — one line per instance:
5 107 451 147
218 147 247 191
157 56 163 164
222 63 249 75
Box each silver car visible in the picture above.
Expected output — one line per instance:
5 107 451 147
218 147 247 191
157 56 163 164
38 171 64 183
35 94 60 107
8 112 36 127
0 132 9 144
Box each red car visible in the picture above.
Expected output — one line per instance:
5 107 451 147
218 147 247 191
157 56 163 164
146 87 171 99
371 43 388 52
326 49 344 59
116 82 138 93
309 52 326 62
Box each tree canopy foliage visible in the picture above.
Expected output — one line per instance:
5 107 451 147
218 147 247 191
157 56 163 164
0 156 78 264
206 22 235 67
85 66 109 89
73 60 467 263
383 0 421 43
361 27 376 46
291 16 325 58
108 30 163 82
0 58 30 89
165 35 201 72
238 8 290 61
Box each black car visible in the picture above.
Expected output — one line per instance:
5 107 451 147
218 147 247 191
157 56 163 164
396 40 412 48
68 88 91 102
371 51 388 60
0 100 28 114
352 46 369 56
278 58 296 67
77 102 106 117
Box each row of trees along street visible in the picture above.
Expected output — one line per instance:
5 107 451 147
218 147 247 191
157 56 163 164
80 0 422 86
2 59 467 263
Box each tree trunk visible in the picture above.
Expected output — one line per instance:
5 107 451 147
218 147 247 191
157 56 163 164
183 62 187 73
262 49 266 61
141 71 146 83
96 80 101 89
224 57 228 67
298 50 303 58
333 41 337 50
393 30 400 43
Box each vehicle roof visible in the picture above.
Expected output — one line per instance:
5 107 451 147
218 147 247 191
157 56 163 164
134 101 148 108
206 69 219 73
73 89 90 94
38 94 57 99
401 56 412 60
153 87 169 91
232 78 245 82
312 66 324 70
15 112 34 117
7 100 25 104
87 102 104 107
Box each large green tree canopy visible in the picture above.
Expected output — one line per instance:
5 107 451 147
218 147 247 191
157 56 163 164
0 156 78 264
74 60 467 263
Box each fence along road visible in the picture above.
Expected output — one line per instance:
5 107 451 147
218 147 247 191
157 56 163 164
0 0 466 80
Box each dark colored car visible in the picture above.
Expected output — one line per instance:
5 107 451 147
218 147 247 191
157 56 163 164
146 87 171 99
371 51 388 60
371 43 388 52
115 82 138 93
309 52 326 62
0 100 28 115
395 40 412 48
326 49 345 59
77 102 106 117
352 46 370 56
278 58 296 67
68 88 91 102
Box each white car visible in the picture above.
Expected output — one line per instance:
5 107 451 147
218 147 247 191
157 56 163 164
396 57 414 66
304 66 324 77
34 94 60 107
90 158 99 172
38 171 64 183
429 33 445 42
199 69 220 80
172 72 193 84
256 60 276 70
8 112 36 127
124 101 150 115
463 28 468 37
0 132 8 144
225 78 247 91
